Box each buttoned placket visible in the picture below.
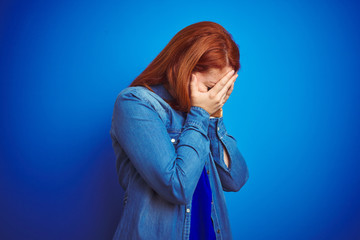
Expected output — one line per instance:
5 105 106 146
184 201 192 239
205 156 222 240
169 134 192 240
207 119 224 240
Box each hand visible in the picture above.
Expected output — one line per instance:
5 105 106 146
210 75 236 117
190 69 238 115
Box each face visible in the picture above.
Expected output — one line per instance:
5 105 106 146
193 65 234 92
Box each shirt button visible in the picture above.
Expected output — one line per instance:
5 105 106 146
207 170 210 175
217 127 220 131
171 138 176 143
186 208 190 213
217 229 220 233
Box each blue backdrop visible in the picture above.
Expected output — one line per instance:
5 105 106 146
1 0 359 239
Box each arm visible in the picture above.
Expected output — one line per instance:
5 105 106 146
111 88 210 205
210 108 229 169
208 116 249 192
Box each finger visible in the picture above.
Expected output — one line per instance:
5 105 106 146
198 79 208 93
224 82 235 101
209 69 235 96
218 73 238 98
189 74 198 95
228 80 235 95
223 82 235 102
221 75 237 102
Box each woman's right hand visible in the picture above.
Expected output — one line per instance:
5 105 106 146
190 70 238 115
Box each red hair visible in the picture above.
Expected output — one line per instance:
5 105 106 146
129 21 240 113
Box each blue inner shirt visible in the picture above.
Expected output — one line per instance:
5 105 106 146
189 166 216 240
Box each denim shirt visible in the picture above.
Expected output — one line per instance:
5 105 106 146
109 83 249 240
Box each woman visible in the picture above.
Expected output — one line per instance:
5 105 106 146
109 21 249 240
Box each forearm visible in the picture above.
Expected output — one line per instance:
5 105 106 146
211 108 228 168
208 115 249 192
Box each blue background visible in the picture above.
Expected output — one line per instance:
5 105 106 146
1 0 359 239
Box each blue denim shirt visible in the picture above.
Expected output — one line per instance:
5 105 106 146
109 83 249 240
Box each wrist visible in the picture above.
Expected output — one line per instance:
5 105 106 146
210 108 223 118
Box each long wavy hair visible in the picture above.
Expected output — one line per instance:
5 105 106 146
129 21 240 113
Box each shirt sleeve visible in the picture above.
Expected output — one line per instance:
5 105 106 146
110 88 211 205
208 117 249 192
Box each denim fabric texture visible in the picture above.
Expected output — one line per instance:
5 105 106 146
109 83 249 240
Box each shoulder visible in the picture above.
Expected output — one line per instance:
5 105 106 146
118 85 163 101
116 85 168 108
116 86 149 102
113 87 151 109
112 86 174 127
112 86 159 120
